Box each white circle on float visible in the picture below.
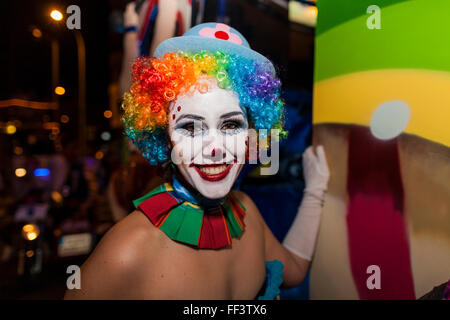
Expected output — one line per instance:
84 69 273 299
370 100 410 140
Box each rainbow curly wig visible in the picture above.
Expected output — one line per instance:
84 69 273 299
121 50 286 165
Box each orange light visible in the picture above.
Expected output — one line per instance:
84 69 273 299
55 86 65 95
15 168 27 178
50 10 63 21
32 28 42 39
51 191 63 204
104 110 112 119
14 146 23 155
6 124 16 135
60 115 69 123
22 224 40 241
95 151 104 160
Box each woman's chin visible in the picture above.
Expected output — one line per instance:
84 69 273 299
196 186 231 200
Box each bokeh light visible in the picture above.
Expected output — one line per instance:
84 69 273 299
6 124 16 135
13 146 23 155
95 150 104 160
34 168 50 177
15 168 27 178
103 110 112 119
50 10 63 21
32 28 42 38
55 86 65 95
101 131 111 141
22 224 40 241
51 191 63 204
60 114 70 123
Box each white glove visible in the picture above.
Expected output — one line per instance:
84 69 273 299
303 145 330 200
124 2 139 28
282 145 330 261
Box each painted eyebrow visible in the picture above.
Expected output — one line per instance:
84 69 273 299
175 114 205 123
220 111 245 119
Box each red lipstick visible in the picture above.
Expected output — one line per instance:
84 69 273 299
190 163 234 182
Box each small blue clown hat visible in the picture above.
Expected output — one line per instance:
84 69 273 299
154 22 275 75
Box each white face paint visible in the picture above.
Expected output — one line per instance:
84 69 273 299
168 80 248 199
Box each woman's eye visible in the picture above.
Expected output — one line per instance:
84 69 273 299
221 120 243 133
179 122 204 136
182 123 195 133
222 122 238 130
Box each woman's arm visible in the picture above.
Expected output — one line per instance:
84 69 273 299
243 145 330 288
239 192 310 287
282 146 329 256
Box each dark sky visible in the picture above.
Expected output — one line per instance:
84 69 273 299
1 0 114 105
1 0 314 101
1 0 314 127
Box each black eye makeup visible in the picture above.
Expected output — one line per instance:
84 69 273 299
175 120 207 137
220 116 247 135
172 111 247 137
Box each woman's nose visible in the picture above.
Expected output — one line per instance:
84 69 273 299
210 148 226 160
202 130 226 161
203 143 226 161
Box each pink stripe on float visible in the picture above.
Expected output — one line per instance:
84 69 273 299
346 127 415 300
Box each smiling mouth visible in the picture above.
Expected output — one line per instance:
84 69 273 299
190 163 234 182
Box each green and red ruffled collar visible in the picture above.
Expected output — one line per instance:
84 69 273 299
133 180 246 250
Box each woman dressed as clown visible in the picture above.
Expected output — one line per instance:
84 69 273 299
65 23 329 300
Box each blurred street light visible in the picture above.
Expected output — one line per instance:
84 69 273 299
14 146 23 155
55 86 65 95
104 110 112 119
101 131 111 141
50 10 63 21
22 224 40 241
34 168 50 177
15 168 27 178
51 191 63 204
32 27 42 38
95 150 104 160
5 123 16 135
60 114 70 123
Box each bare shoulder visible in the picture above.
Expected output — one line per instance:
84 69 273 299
90 210 163 261
64 210 164 299
231 189 254 208
231 190 264 227
89 210 162 264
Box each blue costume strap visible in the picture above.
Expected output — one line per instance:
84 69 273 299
172 176 198 204
172 176 226 209
258 260 285 300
